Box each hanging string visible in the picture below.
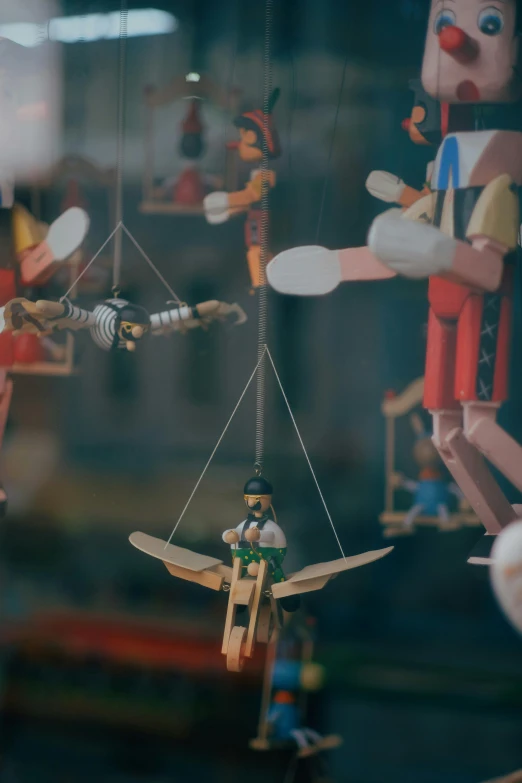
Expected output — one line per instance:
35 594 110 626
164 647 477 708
266 347 346 560
164 348 268 548
221 0 240 175
315 51 349 245
60 223 122 302
122 225 181 304
254 0 273 474
287 45 297 244
113 0 128 292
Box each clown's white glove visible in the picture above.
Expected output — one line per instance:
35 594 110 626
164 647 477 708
267 246 341 296
204 191 230 224
366 171 406 204
368 208 455 279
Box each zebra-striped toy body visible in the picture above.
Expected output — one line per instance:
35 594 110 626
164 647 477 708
91 299 127 351
62 298 150 352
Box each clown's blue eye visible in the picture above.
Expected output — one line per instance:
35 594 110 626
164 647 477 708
434 9 456 34
478 7 504 35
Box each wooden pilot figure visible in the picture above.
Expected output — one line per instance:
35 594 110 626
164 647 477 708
268 0 522 542
222 476 300 612
203 89 281 291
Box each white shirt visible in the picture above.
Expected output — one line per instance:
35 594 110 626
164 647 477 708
222 516 287 549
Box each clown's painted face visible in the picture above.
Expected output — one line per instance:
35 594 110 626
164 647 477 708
422 0 521 103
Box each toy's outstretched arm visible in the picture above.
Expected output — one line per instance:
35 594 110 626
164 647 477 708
151 299 247 336
369 175 516 292
204 172 275 225
267 245 395 296
366 171 430 208
0 298 95 335
15 207 90 287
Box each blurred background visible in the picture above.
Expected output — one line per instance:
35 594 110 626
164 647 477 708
0 0 521 781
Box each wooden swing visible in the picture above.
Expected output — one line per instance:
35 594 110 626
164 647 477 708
140 74 241 216
380 377 480 537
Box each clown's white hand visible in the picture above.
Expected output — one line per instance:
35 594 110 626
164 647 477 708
368 208 455 279
267 246 342 295
366 171 407 204
203 192 230 224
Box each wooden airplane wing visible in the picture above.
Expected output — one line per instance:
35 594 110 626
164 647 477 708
272 546 393 599
129 532 232 591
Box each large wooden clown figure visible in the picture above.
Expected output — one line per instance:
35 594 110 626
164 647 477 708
267 0 522 542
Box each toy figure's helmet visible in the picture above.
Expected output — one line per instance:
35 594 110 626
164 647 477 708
234 88 281 159
243 475 273 496
116 301 151 343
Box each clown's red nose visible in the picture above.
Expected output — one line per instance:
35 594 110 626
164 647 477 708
401 118 411 132
439 26 478 63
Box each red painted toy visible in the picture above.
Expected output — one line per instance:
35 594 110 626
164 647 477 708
268 0 522 545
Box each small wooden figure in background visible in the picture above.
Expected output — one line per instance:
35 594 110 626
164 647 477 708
392 413 462 530
266 657 327 753
366 78 443 210
204 89 281 291
222 475 300 612
160 98 211 208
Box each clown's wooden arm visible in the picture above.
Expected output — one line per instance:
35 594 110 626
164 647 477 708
151 299 247 336
13 206 90 287
267 244 396 296
368 175 516 293
366 170 431 209
204 171 276 224
0 298 95 335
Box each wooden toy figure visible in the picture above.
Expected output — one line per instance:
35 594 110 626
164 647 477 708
392 413 462 530
174 99 206 206
1 296 246 352
222 475 300 613
366 78 443 210
268 0 522 546
203 89 281 290
265 661 337 756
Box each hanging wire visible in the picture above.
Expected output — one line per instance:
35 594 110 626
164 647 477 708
254 0 274 474
164 348 268 548
113 0 128 293
221 0 240 174
315 50 349 245
287 45 297 244
267 348 346 560
122 225 181 304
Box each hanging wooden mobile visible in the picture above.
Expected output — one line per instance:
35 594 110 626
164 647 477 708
380 381 480 537
0 10 247 353
130 0 393 674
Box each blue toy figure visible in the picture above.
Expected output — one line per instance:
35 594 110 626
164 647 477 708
393 413 462 529
266 658 323 751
